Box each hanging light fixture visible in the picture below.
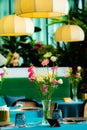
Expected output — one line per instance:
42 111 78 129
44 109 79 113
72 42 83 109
0 15 34 36
0 54 7 66
15 0 69 18
54 25 85 42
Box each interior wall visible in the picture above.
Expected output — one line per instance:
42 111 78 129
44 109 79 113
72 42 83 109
0 67 69 78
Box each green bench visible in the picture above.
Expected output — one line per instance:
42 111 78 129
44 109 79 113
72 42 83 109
0 77 71 101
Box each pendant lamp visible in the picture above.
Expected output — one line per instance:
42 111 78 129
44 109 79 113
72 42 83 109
0 15 34 36
54 25 85 42
0 54 7 66
15 0 69 18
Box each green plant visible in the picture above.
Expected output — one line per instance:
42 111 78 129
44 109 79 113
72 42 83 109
0 36 60 67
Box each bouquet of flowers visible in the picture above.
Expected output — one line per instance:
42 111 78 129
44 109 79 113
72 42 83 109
65 66 82 88
65 66 82 101
27 52 63 100
28 53 63 125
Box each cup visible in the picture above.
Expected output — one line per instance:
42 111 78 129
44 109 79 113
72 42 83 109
15 113 26 128
0 110 10 122
0 106 10 122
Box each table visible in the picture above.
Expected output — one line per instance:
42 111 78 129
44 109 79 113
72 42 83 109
56 100 83 118
1 106 87 130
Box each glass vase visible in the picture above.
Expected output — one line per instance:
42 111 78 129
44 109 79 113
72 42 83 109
72 86 78 102
42 99 51 125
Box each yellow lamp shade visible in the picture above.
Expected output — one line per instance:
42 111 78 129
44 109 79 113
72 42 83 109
0 15 34 36
54 25 85 42
15 0 69 18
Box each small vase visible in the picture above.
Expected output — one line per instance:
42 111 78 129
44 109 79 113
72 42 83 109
42 100 51 125
72 87 78 102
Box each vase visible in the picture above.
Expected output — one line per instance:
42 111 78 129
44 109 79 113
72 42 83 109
72 86 78 102
42 99 51 125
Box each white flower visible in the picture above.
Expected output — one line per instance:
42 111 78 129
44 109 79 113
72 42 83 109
48 71 53 77
36 75 44 82
50 56 57 62
57 79 63 84
0 76 1 81
77 66 81 71
3 66 8 78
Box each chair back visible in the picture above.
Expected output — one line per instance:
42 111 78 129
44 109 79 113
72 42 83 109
83 100 87 117
12 98 41 107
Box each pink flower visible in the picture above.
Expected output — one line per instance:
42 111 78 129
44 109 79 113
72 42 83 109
51 66 57 71
0 72 4 76
41 46 47 49
28 72 35 81
42 85 48 92
53 79 58 85
75 72 81 78
36 41 41 46
28 66 35 73
34 46 39 50
41 59 49 66
64 73 70 78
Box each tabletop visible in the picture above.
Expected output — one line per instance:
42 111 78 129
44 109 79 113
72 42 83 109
0 104 87 130
0 120 87 130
